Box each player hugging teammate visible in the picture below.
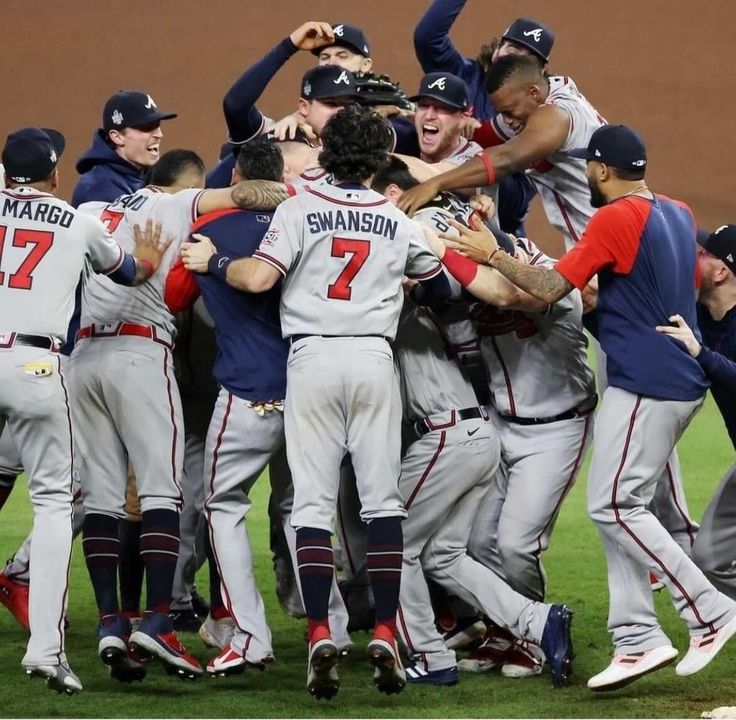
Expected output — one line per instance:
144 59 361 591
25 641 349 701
2 1 736 706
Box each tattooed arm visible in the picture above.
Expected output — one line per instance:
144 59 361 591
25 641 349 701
488 251 573 304
196 180 291 215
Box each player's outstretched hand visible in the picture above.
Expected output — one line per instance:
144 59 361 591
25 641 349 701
133 219 170 271
290 21 334 51
655 314 702 357
181 233 217 274
397 178 441 217
441 216 497 265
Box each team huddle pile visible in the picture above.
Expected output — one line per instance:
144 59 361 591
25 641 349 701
3 0 736 704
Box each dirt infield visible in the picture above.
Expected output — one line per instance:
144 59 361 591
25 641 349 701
2 1 733 246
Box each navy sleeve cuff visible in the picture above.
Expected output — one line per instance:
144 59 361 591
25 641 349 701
208 253 232 282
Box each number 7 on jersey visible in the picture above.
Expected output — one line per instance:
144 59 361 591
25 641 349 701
327 237 371 301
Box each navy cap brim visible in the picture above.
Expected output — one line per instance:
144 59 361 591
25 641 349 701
696 228 712 247
133 110 177 127
408 92 466 111
310 40 368 57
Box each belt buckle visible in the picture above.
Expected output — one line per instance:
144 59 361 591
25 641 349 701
93 322 121 338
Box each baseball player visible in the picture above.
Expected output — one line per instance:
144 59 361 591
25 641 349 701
206 22 353 188
447 124 736 689
0 126 169 694
400 52 698 561
182 106 450 699
657 226 736 599
71 149 298 683
73 90 177 208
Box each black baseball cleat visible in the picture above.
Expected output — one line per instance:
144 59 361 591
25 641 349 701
306 639 340 700
171 608 202 633
191 590 210 620
540 604 574 687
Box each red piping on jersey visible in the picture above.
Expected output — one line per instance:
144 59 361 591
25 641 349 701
305 187 388 208
490 336 516 415
405 430 446 510
610 395 713 631
253 250 287 276
101 245 125 275
0 189 54 200
552 190 579 243
190 208 241 234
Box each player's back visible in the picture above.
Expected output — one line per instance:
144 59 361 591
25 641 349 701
80 186 203 336
193 208 287 401
256 182 440 339
0 187 120 341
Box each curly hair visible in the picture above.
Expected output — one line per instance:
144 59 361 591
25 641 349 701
318 105 392 183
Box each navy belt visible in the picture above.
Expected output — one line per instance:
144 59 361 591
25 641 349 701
498 395 597 426
414 407 486 438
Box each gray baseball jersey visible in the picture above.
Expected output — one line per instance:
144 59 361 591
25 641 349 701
445 138 484 166
473 237 595 419
494 76 605 248
254 183 441 339
79 187 203 337
0 187 124 341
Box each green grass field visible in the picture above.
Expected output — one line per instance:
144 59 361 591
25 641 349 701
2 397 735 718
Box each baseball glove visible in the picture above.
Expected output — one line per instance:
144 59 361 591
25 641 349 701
354 72 413 111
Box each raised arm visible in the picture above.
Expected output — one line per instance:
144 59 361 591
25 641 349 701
414 0 471 76
398 104 570 215
223 22 334 143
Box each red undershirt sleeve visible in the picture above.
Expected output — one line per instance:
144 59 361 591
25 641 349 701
555 197 650 289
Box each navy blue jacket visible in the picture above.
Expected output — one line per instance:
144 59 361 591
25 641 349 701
697 304 736 450
72 131 146 208
192 210 288 401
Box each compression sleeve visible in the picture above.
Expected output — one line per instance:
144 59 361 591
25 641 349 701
223 37 298 144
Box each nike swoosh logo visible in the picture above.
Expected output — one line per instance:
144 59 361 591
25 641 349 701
467 428 479 436
292 344 306 354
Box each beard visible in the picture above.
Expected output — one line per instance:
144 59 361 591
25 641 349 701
588 178 607 208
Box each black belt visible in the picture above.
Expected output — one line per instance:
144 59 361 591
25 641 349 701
0 333 58 351
498 396 597 426
414 407 486 438
290 334 390 344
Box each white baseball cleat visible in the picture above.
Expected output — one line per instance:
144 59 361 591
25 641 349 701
501 641 544 678
306 638 340 700
366 637 406 695
676 614 736 677
198 614 235 651
206 642 273 677
587 645 678 691
24 661 83 695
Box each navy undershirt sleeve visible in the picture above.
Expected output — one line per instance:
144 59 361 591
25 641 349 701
108 253 137 286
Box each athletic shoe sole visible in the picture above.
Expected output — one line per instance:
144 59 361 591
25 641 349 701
307 641 340 700
367 640 406 695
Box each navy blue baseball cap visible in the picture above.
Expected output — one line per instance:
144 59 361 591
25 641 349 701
311 23 371 58
301 65 358 101
409 72 469 111
102 91 177 132
2 127 66 184
699 225 736 274
502 18 554 63
569 125 647 171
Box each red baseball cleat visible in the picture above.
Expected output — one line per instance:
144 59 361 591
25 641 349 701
0 572 30 630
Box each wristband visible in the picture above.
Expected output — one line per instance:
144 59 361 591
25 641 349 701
441 248 479 287
477 152 497 186
208 253 232 281
137 259 154 278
